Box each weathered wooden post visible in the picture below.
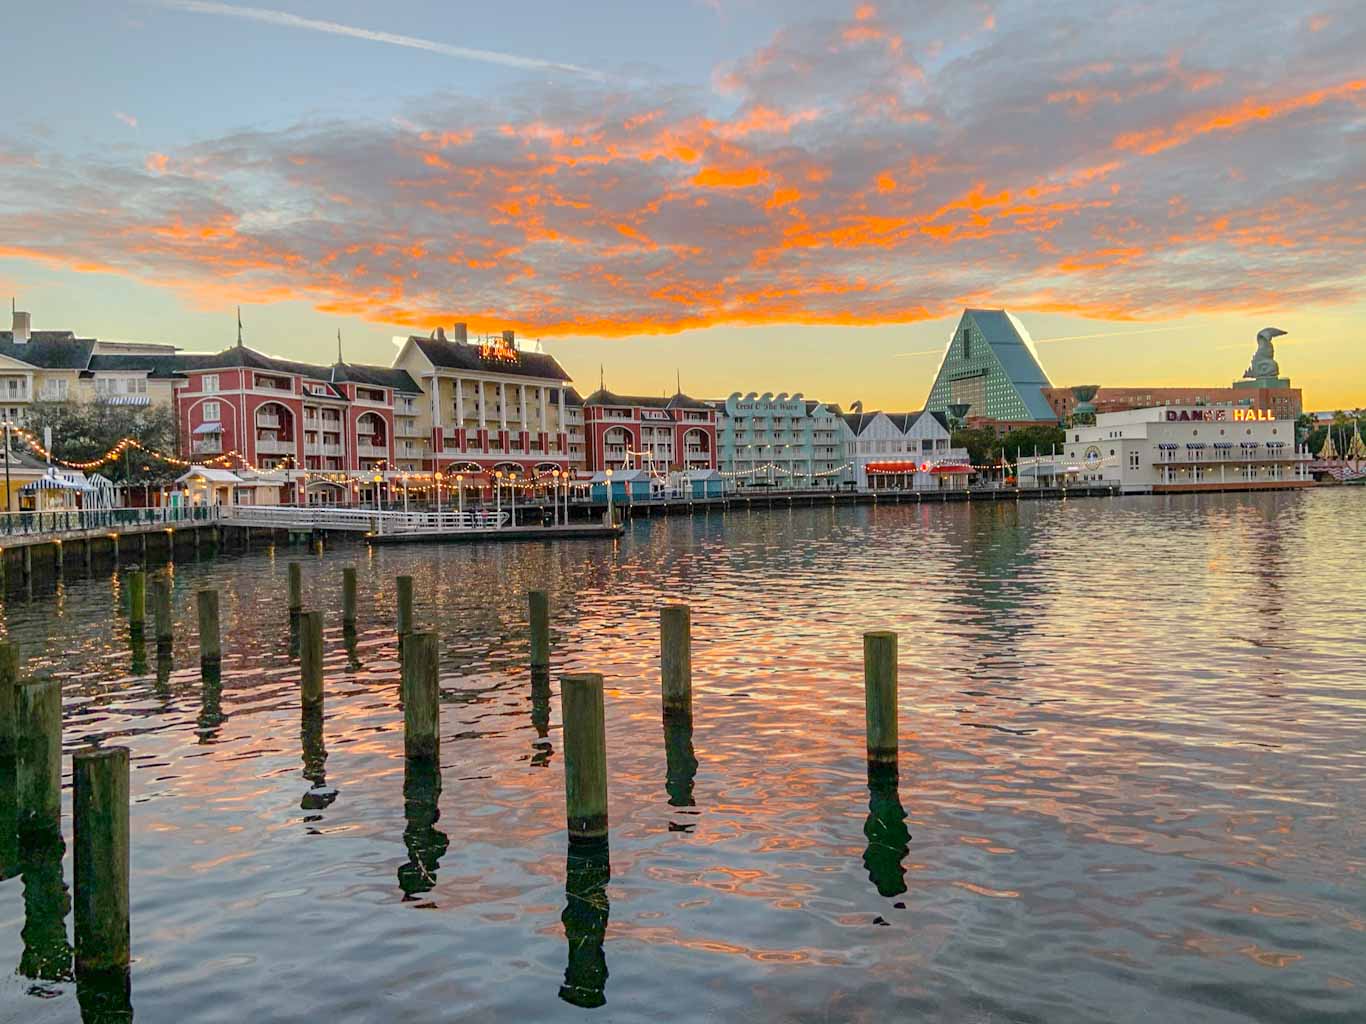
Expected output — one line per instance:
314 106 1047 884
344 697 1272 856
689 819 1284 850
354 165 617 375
660 604 692 720
342 567 357 629
561 673 608 845
396 575 414 642
288 561 303 616
0 640 17 761
529 590 550 670
401 632 440 762
863 631 898 773
152 576 173 653
197 588 221 674
16 679 61 838
73 746 130 973
300 610 324 708
126 570 146 635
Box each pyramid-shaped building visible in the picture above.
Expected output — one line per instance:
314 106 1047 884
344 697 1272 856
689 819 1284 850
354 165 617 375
924 309 1056 423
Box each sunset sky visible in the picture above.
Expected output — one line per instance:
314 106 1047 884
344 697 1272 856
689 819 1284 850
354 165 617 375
4 1 1364 410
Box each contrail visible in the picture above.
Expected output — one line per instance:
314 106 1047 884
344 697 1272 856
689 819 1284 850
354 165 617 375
1032 326 1187 345
155 1 606 81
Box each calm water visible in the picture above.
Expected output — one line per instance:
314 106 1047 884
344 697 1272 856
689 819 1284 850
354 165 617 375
1 490 1363 1023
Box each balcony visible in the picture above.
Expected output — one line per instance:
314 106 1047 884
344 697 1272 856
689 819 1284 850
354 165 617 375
256 437 295 455
395 418 424 437
256 413 281 429
356 441 388 458
191 438 223 454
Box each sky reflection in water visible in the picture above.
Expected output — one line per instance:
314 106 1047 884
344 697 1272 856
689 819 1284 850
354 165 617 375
0 491 1363 1023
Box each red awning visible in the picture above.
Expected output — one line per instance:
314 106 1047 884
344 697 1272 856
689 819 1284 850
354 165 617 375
866 461 921 473
930 464 973 474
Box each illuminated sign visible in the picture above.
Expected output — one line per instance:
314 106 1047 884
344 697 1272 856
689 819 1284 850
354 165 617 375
478 337 520 365
1164 408 1274 423
1084 445 1102 467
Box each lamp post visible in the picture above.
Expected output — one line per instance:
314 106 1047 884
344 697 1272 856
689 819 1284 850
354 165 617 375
495 470 503 521
401 472 409 513
456 473 464 516
509 472 517 526
604 466 614 526
551 468 561 526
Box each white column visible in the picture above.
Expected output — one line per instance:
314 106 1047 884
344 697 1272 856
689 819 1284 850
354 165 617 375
455 378 464 425
430 375 442 429
541 386 550 434
498 382 507 429
477 380 486 428
519 384 528 431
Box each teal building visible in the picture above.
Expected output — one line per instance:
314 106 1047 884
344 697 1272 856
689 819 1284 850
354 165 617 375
924 309 1056 422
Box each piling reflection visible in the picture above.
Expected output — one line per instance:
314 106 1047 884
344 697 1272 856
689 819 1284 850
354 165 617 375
530 668 552 768
559 842 610 1009
288 611 300 658
0 757 16 880
300 705 337 813
343 623 361 671
862 767 910 898
129 631 148 678
663 717 698 831
196 666 225 743
397 758 447 902
18 825 74 987
154 652 173 703
77 965 134 1023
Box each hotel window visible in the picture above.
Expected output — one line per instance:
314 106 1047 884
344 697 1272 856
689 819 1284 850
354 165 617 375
961 329 972 359
202 401 221 421
203 374 220 393
1129 452 1140 470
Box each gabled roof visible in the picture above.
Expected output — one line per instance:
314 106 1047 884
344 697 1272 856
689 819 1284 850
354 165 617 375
842 411 877 435
410 336 571 381
584 389 710 411
0 332 96 369
564 387 584 407
330 363 421 393
86 354 184 379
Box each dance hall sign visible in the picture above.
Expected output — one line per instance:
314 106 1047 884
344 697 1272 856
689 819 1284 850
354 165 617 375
1165 408 1274 423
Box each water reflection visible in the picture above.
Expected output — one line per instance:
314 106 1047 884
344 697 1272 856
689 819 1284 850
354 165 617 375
343 623 361 671
0 757 16 880
529 668 552 768
18 825 73 988
862 767 910 899
397 758 447 903
76 965 134 1024
300 705 338 813
559 842 610 1009
288 611 300 659
196 665 225 743
663 717 698 832
129 631 148 678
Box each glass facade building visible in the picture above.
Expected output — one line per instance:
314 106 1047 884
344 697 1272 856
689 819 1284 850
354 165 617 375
925 309 1057 422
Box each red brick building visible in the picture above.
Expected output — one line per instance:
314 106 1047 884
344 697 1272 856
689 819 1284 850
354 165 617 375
582 390 717 473
1043 385 1302 422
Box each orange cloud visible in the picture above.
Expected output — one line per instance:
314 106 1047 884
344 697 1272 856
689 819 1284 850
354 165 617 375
692 165 771 188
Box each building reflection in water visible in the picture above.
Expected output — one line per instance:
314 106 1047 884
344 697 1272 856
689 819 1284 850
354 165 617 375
863 766 910 898
397 758 448 903
559 842 610 1009
154 652 174 704
196 665 225 744
529 668 552 768
343 623 361 672
129 630 148 679
663 717 698 832
0 756 17 881
300 705 338 813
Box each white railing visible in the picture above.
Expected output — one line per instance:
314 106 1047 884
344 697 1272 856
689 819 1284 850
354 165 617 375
356 442 387 458
220 504 510 534
256 437 295 455
0 504 221 538
256 414 282 428
192 439 223 454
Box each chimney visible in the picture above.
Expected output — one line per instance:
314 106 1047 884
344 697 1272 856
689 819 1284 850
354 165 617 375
433 325 447 342
453 322 468 344
502 329 515 348
12 308 31 345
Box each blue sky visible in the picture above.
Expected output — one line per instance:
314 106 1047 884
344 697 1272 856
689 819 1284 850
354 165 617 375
4 1 1365 409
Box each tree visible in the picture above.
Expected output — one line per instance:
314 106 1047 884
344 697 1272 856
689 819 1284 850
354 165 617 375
952 427 1001 468
21 401 181 486
1000 425 1066 464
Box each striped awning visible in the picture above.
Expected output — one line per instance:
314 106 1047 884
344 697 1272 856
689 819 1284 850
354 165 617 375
1157 443 1180 450
1186 442 1206 449
102 395 151 407
193 421 223 435
1240 441 1260 448
1266 441 1287 448
1213 442 1234 449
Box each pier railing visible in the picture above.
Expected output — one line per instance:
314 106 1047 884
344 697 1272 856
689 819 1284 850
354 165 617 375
0 504 219 538
219 504 510 534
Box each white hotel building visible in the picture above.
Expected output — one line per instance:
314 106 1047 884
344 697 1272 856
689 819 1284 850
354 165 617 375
1019 406 1313 493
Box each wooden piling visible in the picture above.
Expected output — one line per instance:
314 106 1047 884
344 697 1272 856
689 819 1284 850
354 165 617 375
73 746 130 973
342 567 357 628
288 562 303 614
396 575 414 640
127 570 146 634
401 632 440 762
21 545 31 584
16 679 62 837
561 673 608 844
152 576 173 651
0 641 17 761
300 610 324 708
529 590 550 669
197 588 221 672
660 604 692 719
863 631 898 770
